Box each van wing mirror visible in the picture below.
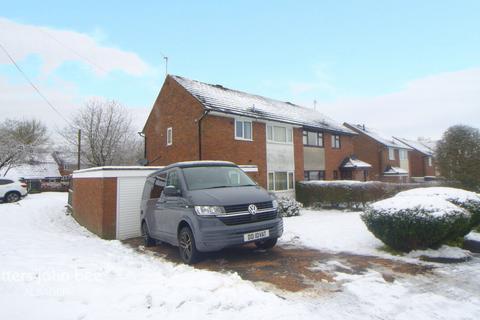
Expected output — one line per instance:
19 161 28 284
164 185 181 197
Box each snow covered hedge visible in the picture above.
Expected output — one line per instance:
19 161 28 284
276 197 302 217
396 187 480 228
296 181 427 209
361 188 478 252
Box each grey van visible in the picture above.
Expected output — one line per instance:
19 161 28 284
140 161 283 264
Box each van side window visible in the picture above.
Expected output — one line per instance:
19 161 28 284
166 170 180 190
150 173 167 199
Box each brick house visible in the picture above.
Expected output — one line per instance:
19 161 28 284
393 137 436 179
142 75 370 197
344 123 413 182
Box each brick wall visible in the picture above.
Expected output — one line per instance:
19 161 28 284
144 76 205 166
324 133 355 180
293 128 304 183
72 177 117 239
409 151 425 177
201 114 268 188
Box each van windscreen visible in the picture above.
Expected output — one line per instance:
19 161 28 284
182 166 256 191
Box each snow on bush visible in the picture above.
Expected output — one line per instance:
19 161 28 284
276 197 302 217
396 187 480 227
361 195 472 252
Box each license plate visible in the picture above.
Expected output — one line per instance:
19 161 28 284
243 229 269 242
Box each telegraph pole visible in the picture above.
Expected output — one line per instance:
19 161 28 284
77 129 81 170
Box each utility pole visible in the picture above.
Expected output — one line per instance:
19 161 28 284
77 129 81 170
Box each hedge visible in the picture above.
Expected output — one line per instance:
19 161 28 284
295 181 442 209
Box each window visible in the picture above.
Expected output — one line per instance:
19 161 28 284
303 170 325 181
428 157 433 167
235 119 252 140
267 125 293 143
267 171 295 191
331 135 341 149
388 147 395 160
399 149 408 160
0 179 13 185
166 170 181 190
149 173 167 199
303 130 324 147
166 127 172 146
182 166 256 190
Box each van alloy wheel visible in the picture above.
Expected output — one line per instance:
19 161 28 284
178 227 199 264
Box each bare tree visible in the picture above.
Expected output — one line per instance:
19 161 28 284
0 119 49 175
62 99 142 167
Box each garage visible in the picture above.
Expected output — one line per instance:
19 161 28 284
71 166 163 240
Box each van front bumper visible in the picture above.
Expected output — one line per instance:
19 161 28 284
193 216 283 252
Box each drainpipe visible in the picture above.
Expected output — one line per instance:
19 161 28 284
198 110 210 160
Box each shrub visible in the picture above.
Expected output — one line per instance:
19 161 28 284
361 196 472 252
276 197 302 217
396 187 480 228
295 180 438 209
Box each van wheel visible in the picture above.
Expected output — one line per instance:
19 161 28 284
5 192 20 203
178 226 200 264
142 222 155 247
255 238 277 250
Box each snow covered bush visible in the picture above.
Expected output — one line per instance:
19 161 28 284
362 196 472 252
276 197 302 217
396 187 480 228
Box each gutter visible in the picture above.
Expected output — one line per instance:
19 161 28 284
198 110 210 160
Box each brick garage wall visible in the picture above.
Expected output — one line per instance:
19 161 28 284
424 157 436 176
72 178 117 239
144 76 205 166
409 151 426 177
293 128 304 183
201 114 268 188
324 133 355 180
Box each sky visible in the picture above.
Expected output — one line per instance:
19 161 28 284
0 0 479 140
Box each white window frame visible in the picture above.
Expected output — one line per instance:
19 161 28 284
166 127 172 146
266 124 293 144
428 157 432 167
388 147 395 160
267 171 295 191
331 135 341 149
399 149 408 160
234 118 253 141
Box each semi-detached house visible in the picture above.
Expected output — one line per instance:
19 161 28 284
142 75 371 197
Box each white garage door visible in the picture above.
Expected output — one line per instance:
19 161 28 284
116 177 147 240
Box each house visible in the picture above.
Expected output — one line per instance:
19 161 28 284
393 137 436 179
142 75 370 197
343 123 413 182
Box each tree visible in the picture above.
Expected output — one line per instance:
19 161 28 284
62 99 142 167
0 119 49 176
436 125 480 191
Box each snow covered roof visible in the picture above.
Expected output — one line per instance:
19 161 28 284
3 153 61 179
171 75 355 135
344 123 412 149
340 157 372 169
393 137 434 156
383 166 409 176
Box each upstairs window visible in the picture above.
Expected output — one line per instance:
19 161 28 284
166 127 172 146
303 131 324 147
388 147 395 160
267 125 293 144
235 119 252 140
331 135 341 149
428 157 433 167
399 149 408 160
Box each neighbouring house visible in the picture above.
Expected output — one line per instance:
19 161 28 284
344 123 413 183
142 75 370 197
393 137 437 180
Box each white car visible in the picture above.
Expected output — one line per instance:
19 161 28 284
0 178 28 203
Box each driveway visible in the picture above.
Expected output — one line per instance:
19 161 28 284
123 238 433 293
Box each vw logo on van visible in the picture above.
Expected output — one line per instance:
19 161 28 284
248 204 258 215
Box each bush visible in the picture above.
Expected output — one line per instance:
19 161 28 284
396 187 480 228
295 180 441 209
361 196 472 252
276 197 302 217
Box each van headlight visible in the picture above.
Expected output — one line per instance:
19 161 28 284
272 199 278 209
194 206 225 216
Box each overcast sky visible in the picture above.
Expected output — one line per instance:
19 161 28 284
1 1 479 141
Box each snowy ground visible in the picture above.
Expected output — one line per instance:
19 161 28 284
1 194 480 319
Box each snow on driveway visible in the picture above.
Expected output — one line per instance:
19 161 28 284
1 193 479 320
